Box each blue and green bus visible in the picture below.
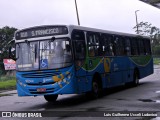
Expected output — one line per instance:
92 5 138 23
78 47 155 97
13 25 153 102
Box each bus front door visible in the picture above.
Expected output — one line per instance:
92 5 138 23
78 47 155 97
72 30 87 93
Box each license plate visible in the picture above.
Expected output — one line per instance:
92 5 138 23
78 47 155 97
37 88 46 92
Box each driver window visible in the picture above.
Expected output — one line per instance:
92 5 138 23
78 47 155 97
71 30 86 60
74 41 85 59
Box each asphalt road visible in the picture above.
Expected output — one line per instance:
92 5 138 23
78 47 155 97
0 67 160 120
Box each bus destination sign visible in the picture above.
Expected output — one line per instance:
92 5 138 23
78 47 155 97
15 26 68 40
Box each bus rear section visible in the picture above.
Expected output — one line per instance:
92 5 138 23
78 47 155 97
70 27 153 98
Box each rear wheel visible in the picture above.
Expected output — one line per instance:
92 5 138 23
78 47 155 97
88 79 102 99
92 81 100 98
44 94 58 102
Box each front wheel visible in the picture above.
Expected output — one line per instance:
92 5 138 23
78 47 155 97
44 94 58 102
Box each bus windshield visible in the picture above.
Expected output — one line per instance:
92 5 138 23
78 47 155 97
16 38 72 71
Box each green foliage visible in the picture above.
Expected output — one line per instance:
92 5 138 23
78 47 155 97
0 75 16 90
0 79 16 90
153 57 160 65
0 76 16 82
0 26 17 74
152 45 160 56
133 22 152 35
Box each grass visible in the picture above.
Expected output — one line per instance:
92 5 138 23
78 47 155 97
153 58 160 65
0 76 15 82
0 94 11 97
0 76 16 90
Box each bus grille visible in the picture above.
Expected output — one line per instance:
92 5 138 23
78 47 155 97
22 71 60 78
26 81 55 86
29 88 54 94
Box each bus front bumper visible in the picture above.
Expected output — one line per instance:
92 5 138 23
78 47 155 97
16 76 77 96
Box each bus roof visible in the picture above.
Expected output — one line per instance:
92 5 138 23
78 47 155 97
67 25 150 39
14 24 150 40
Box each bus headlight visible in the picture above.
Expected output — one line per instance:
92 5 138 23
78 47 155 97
67 74 71 79
63 78 67 83
66 72 72 79
57 81 61 85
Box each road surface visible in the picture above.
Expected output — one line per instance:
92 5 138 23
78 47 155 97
0 67 160 120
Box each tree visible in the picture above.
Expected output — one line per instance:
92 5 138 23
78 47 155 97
0 26 17 74
133 21 160 55
133 22 151 35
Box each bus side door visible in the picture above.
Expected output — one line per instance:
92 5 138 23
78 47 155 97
72 30 87 93
109 35 125 87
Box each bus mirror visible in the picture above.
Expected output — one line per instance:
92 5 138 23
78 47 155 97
9 47 12 58
8 46 16 60
8 39 16 60
51 37 55 42
25 39 30 46
66 44 71 52
7 39 15 45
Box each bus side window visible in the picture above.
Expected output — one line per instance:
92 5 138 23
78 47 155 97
113 36 124 56
112 37 117 56
101 34 113 56
95 34 101 56
88 34 95 57
138 39 145 55
144 39 151 55
87 32 100 57
131 38 139 55
119 37 125 56
74 41 85 59
124 38 131 56
71 30 86 60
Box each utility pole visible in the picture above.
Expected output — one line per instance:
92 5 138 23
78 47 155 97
75 0 80 25
135 10 140 34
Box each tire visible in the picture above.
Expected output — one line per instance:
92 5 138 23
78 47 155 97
133 70 139 86
92 81 100 98
89 79 102 99
44 94 58 102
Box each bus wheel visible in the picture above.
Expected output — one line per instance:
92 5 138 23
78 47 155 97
133 71 139 86
92 81 99 98
44 94 58 102
91 80 102 99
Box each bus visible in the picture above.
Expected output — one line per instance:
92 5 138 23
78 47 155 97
12 25 153 102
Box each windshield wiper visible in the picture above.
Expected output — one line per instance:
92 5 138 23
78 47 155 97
25 39 30 45
42 37 55 52
35 44 38 62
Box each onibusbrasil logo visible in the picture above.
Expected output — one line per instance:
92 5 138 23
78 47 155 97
1 112 42 118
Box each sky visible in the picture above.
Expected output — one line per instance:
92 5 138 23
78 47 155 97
0 0 160 34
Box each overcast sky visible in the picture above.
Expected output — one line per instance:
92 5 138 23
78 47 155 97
0 0 160 34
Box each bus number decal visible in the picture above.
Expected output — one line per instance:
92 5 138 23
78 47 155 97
20 32 28 38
